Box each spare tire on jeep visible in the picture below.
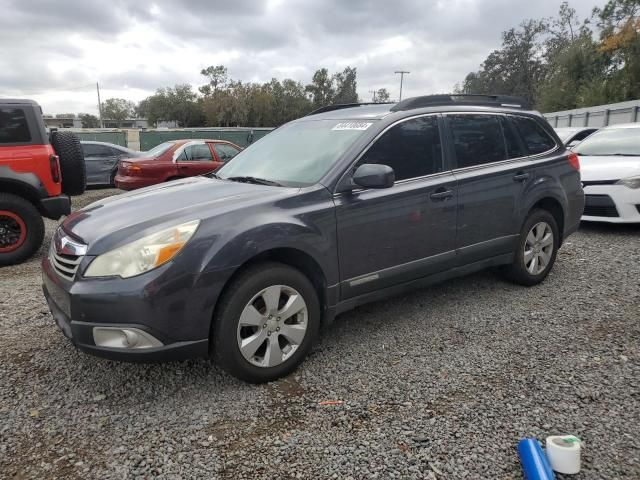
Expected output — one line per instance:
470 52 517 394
51 131 86 196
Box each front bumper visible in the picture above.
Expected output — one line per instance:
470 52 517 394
582 185 640 223
39 194 71 220
41 253 216 362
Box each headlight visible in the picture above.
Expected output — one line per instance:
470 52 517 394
85 220 200 278
616 175 640 189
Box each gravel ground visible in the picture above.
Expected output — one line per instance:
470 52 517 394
1 188 639 479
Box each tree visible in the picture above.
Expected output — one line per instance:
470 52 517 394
138 85 203 127
305 68 336 108
374 88 391 103
101 98 135 126
199 65 228 96
79 113 100 128
333 67 358 104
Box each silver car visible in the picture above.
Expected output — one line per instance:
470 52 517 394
81 141 141 186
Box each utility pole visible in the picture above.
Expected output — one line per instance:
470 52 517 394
394 70 410 101
96 82 104 128
368 90 378 103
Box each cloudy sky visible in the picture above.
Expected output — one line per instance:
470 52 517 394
1 0 604 115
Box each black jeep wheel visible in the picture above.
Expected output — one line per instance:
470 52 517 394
0 193 45 266
51 131 86 196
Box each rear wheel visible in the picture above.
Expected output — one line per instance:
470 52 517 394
504 209 559 286
212 262 320 383
51 131 86 196
0 194 45 266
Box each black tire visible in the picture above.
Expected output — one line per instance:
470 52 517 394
0 193 45 266
50 131 86 196
212 262 320 383
504 209 559 286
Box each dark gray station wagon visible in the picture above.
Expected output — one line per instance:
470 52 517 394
42 95 585 383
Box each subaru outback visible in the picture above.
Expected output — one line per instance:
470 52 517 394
42 95 584 383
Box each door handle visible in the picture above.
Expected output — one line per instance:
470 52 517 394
513 172 530 182
430 189 454 201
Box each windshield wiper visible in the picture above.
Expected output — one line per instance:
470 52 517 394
608 153 637 156
225 176 283 186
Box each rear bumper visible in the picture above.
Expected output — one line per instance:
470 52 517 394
39 194 71 220
114 175 158 191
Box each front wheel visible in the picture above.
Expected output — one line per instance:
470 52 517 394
504 209 559 286
212 262 320 383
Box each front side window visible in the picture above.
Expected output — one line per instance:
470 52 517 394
217 119 376 186
510 116 557 155
213 143 240 161
357 116 442 181
573 128 640 156
178 144 213 161
448 114 506 168
0 108 31 144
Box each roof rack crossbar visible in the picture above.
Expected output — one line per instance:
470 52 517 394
390 94 531 112
306 102 395 116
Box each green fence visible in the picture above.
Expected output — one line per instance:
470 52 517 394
139 128 273 151
72 130 128 147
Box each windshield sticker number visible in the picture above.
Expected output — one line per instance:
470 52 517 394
332 122 373 131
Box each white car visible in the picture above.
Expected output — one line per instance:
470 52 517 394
554 126 599 147
574 123 640 223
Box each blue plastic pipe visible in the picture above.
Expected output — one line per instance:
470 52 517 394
518 438 556 480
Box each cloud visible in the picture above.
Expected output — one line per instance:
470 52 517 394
0 0 605 113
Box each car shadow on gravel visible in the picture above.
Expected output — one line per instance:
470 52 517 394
579 221 640 235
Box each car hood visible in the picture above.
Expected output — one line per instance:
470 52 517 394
62 176 297 253
578 155 640 182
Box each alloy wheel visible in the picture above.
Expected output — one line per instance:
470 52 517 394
236 284 308 368
0 211 27 253
524 221 554 275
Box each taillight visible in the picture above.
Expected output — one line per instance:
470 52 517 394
567 152 580 171
121 162 142 175
50 154 61 183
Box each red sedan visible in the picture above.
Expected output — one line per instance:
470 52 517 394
115 139 242 191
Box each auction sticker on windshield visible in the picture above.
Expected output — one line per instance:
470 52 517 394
332 122 373 131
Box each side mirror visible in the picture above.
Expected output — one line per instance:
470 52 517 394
352 163 395 189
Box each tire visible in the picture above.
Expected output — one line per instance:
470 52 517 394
51 131 86 196
0 193 45 266
504 209 559 286
212 262 321 383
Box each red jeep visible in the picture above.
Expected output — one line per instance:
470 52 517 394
0 99 85 265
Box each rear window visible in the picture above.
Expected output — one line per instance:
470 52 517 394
510 116 556 155
0 108 31 143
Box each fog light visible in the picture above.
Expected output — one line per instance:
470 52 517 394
93 327 163 349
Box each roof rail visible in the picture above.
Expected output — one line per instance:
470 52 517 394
390 94 531 112
306 102 394 116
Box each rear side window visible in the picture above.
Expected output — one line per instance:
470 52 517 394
510 116 556 155
0 108 31 143
500 116 524 159
447 114 506 168
358 115 442 181
82 144 113 157
213 143 240 161
178 144 214 161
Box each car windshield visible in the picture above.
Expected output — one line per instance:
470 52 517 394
144 141 175 158
216 119 376 186
573 128 640 156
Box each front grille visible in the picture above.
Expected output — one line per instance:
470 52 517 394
583 194 619 217
50 243 83 280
